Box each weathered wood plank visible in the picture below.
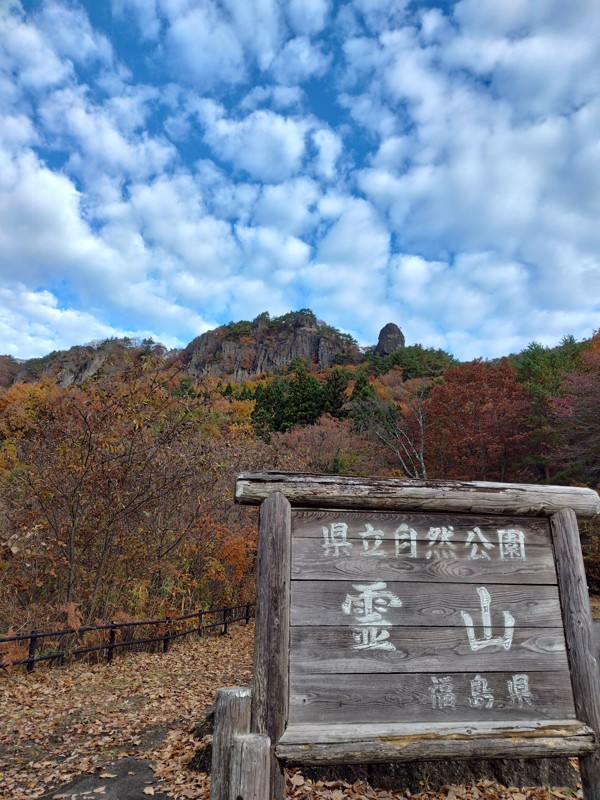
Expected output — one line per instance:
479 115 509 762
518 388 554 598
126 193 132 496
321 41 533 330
551 508 600 800
210 686 252 800
279 719 593 744
292 540 557 583
251 492 291 800
235 472 600 518
293 509 551 545
276 719 596 764
288 671 576 725
289 626 569 674
229 734 270 800
290 582 563 627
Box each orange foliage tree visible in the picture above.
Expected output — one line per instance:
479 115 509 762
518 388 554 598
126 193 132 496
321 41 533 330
425 359 534 481
0 358 266 627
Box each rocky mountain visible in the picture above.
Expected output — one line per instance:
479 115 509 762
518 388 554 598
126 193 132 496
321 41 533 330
1 337 170 389
1 311 406 387
180 310 362 381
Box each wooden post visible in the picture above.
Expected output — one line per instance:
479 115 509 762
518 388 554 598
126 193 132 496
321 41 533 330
251 492 291 800
551 508 600 800
198 610 204 638
107 624 116 664
210 686 252 800
163 617 171 653
222 607 229 636
27 631 38 673
245 603 251 625
228 733 270 800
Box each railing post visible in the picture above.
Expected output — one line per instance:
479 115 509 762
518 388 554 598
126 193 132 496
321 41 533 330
222 607 229 636
198 610 204 638
245 603 251 625
107 623 116 664
163 617 172 653
27 631 38 673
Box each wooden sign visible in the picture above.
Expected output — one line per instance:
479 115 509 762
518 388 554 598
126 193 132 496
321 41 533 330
214 474 600 800
289 508 573 728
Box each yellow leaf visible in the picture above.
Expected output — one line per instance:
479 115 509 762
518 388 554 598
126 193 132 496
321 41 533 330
143 788 155 795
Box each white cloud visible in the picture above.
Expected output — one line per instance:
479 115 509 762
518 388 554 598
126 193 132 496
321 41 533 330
38 87 176 181
240 84 304 112
0 4 72 90
0 149 110 284
350 0 410 33
311 127 342 180
286 0 330 36
235 224 311 279
165 3 246 90
111 0 162 41
270 36 331 84
193 160 260 223
36 1 114 68
222 0 284 71
125 173 240 277
317 198 389 269
1 0 599 363
201 108 310 183
253 177 320 235
0 113 38 149
0 286 121 359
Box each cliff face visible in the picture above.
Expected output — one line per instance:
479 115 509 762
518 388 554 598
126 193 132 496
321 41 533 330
4 313 405 387
7 338 168 388
181 310 361 381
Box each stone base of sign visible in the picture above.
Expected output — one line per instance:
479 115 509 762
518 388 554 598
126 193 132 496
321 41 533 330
297 757 580 792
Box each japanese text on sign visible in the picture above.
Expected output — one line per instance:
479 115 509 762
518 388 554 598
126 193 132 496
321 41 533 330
322 522 527 562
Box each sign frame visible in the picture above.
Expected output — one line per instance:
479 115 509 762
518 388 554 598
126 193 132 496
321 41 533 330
234 473 600 800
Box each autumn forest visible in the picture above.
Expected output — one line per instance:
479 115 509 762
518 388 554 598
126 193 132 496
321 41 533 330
2 313 600 634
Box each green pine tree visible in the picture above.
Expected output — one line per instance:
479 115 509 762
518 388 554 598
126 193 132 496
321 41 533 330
251 378 289 441
283 362 324 429
323 367 350 418
350 368 376 403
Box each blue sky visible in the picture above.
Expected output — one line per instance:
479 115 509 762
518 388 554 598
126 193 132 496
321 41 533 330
1 0 599 361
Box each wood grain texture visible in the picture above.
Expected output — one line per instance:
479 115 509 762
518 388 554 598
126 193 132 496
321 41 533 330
279 718 593 743
551 508 600 800
288 671 576 725
292 509 551 543
251 492 291 800
276 720 596 764
291 540 557 583
289 626 569 675
210 686 252 800
235 472 600 518
229 734 270 800
290 581 563 627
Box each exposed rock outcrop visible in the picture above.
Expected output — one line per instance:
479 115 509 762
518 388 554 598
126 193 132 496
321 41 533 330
9 338 169 388
375 323 405 356
3 311 407 387
181 310 360 381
